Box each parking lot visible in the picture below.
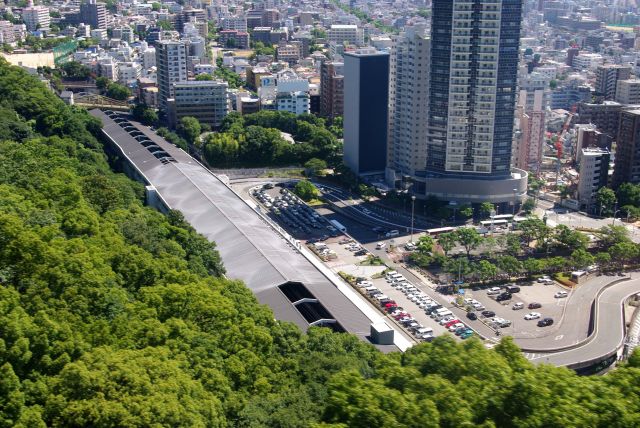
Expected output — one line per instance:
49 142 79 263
462 280 568 337
251 184 340 241
247 180 579 346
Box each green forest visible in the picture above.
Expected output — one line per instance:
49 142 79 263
2 58 640 427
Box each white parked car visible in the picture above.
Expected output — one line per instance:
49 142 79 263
448 323 465 332
487 287 502 295
512 302 524 310
376 242 386 249
554 291 568 298
524 312 542 320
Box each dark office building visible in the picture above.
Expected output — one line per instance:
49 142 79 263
343 49 389 175
613 109 640 188
79 0 107 30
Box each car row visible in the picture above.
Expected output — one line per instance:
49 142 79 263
384 271 475 340
254 187 326 235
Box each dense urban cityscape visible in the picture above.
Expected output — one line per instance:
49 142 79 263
3 0 640 426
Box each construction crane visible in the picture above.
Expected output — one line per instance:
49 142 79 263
554 104 577 186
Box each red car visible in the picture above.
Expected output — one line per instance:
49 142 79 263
384 301 397 308
445 319 461 328
393 312 409 320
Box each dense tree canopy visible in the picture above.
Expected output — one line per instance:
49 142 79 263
3 59 640 427
202 111 342 168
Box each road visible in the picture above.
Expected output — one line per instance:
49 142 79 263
529 275 640 369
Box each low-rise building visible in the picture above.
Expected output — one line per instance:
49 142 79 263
615 79 640 105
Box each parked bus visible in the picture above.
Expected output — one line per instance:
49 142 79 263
330 219 347 233
427 227 455 236
480 219 509 227
491 214 513 221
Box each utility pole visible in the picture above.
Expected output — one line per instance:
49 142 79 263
410 195 416 242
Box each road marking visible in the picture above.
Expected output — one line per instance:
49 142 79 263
555 335 564 341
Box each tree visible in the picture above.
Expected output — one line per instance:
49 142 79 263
416 235 434 255
598 225 630 248
61 61 91 79
595 251 612 268
437 232 457 257
596 187 617 216
455 227 483 257
459 205 473 219
610 242 640 267
152 2 161 11
616 182 640 208
479 202 494 219
304 158 327 176
131 104 157 126
106 82 131 100
294 180 319 201
178 116 201 145
475 260 498 282
195 73 213 81
497 255 522 277
503 233 522 256
570 248 595 269
444 257 472 282
554 224 588 251
522 198 535 214
95 76 110 90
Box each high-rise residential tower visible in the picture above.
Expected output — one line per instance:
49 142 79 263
343 49 389 175
386 27 431 189
156 40 188 111
80 0 107 30
320 61 344 121
424 0 527 205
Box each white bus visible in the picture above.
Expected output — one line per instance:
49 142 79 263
330 219 347 233
427 226 455 236
480 219 509 227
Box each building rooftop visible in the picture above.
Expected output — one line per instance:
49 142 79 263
90 109 401 352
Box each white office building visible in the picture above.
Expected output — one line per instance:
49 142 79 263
386 27 431 181
327 24 364 46
615 79 640 105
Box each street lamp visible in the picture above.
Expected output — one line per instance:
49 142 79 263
410 195 416 243
612 203 620 226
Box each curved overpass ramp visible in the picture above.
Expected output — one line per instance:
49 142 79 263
523 276 640 372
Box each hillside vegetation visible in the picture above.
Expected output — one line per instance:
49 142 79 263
1 59 640 427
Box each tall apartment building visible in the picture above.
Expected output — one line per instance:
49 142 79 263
515 90 545 172
386 27 431 185
320 61 344 121
578 148 610 213
613 109 640 188
79 0 107 30
168 80 229 129
615 79 640 105
424 0 527 204
22 5 50 31
156 40 188 111
343 49 389 175
0 20 15 43
328 25 364 46
595 64 631 100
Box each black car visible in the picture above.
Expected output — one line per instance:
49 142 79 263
354 250 368 256
496 292 512 302
528 302 542 309
506 285 520 293
482 310 496 318
537 317 554 327
466 312 478 321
